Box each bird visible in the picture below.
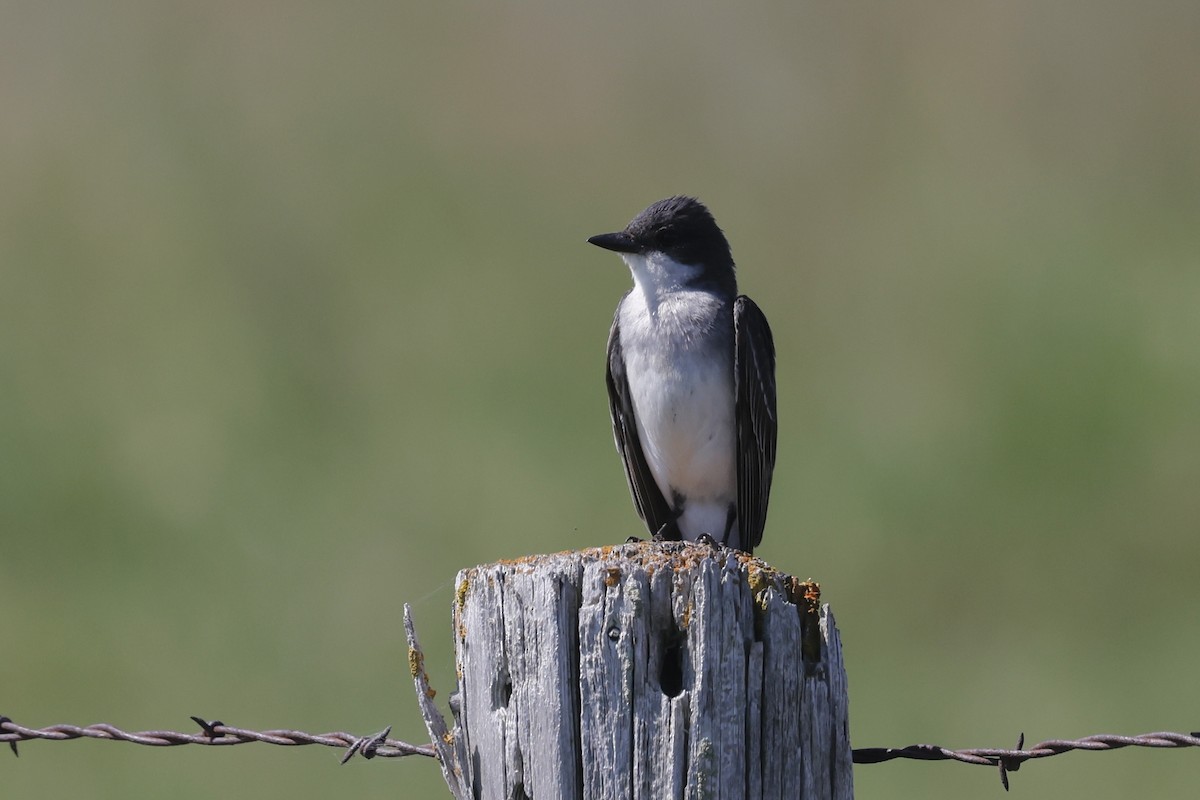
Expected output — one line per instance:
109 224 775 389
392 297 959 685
588 196 777 555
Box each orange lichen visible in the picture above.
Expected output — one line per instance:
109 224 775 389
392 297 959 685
797 578 821 614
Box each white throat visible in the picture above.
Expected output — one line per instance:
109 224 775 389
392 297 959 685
621 251 702 308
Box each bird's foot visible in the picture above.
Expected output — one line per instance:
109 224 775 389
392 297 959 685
695 532 724 552
625 535 645 544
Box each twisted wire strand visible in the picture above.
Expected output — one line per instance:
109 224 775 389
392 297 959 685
851 730 1200 790
0 716 436 761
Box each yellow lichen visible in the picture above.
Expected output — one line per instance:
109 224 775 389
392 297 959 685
407 646 424 680
747 567 769 595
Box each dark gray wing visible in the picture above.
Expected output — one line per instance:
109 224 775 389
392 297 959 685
606 310 677 538
734 295 777 553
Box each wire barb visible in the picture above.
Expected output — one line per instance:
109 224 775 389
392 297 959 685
190 716 223 739
339 725 393 765
0 717 18 758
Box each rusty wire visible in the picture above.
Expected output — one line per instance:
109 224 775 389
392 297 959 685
3 715 1196 790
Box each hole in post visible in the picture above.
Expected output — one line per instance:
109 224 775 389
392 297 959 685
658 629 686 698
493 666 513 709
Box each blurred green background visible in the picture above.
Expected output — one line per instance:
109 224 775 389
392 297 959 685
3 1 1198 798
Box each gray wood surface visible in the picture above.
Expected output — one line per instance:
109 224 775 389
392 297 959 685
408 541 852 799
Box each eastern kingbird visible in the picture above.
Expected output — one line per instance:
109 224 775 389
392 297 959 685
588 196 777 554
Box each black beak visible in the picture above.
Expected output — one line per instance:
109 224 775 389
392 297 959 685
587 231 639 254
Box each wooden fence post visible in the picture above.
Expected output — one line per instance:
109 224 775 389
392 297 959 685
405 541 853 799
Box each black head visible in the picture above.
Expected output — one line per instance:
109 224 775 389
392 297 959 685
588 196 735 275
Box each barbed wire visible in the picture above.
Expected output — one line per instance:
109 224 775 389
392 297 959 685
852 730 1200 790
0 715 435 764
3 715 1195 790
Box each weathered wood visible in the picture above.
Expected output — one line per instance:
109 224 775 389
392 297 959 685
405 607 470 799
410 541 853 799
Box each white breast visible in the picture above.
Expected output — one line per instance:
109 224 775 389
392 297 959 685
618 267 737 540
